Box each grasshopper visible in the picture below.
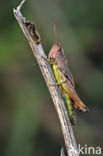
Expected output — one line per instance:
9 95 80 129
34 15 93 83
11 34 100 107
47 25 89 124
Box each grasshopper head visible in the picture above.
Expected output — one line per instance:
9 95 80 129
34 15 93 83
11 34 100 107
48 42 64 64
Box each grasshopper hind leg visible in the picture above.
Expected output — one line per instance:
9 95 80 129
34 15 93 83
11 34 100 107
74 101 89 112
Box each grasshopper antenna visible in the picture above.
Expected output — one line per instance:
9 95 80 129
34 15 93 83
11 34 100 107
54 23 57 43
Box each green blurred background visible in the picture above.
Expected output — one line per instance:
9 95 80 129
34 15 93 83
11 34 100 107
0 0 103 156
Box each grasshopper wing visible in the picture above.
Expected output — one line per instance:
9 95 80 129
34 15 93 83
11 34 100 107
63 63 75 88
58 62 75 88
57 68 89 112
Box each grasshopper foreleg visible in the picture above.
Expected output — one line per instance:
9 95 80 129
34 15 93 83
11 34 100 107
41 56 56 65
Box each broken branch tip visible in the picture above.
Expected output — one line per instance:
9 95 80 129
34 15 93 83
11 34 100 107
17 0 26 11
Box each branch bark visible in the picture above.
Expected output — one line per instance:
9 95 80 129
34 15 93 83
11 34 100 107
13 1 79 155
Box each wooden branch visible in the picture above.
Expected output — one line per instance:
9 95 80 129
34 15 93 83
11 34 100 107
13 1 79 155
61 147 66 156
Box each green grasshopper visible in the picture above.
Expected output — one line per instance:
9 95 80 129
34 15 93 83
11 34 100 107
48 25 89 124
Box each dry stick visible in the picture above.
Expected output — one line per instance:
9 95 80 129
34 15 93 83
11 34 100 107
13 1 79 156
61 147 66 156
